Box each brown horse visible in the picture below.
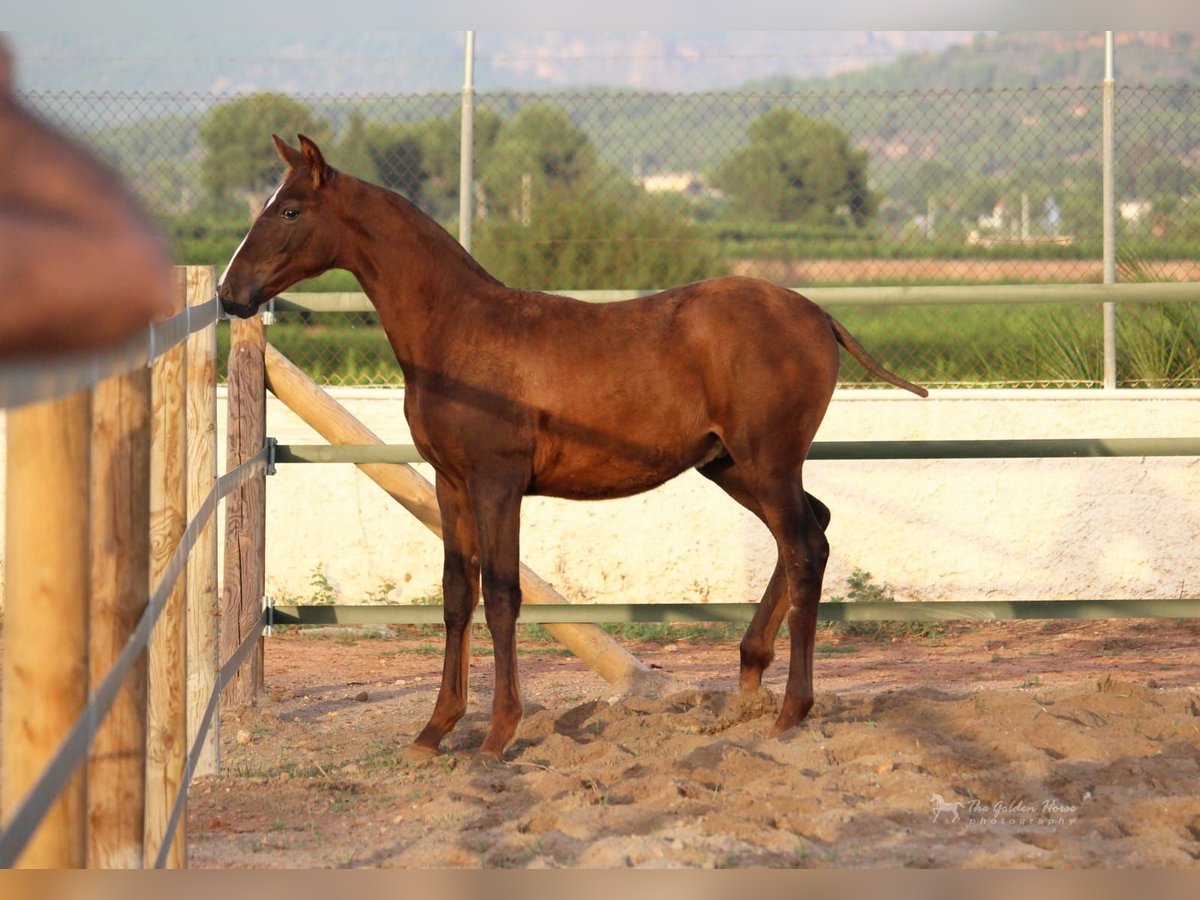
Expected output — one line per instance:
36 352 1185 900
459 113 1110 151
219 134 927 760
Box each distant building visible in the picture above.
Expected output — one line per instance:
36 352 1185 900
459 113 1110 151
639 171 705 196
967 196 1073 247
1119 199 1154 225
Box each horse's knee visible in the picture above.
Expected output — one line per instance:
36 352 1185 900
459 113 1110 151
441 587 473 634
481 579 521 633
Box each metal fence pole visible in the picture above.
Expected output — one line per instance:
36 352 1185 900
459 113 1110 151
458 30 476 254
1102 30 1118 389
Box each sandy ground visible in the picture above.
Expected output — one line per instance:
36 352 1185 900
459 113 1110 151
188 618 1200 868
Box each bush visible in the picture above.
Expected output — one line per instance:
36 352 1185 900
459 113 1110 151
473 184 720 291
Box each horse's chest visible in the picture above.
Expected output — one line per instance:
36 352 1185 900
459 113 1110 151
403 387 530 474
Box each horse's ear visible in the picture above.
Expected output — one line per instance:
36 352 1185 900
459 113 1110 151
272 134 305 170
297 134 333 188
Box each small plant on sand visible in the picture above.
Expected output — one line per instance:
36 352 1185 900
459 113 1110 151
309 564 338 606
365 579 397 604
827 567 897 604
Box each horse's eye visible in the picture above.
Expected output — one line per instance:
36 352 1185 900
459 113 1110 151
281 208 300 220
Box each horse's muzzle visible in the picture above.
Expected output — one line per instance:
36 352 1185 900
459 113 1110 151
217 283 261 319
221 300 260 320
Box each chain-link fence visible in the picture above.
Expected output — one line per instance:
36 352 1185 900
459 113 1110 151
22 81 1200 387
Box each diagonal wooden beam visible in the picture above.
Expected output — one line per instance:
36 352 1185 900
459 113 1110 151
262 342 663 692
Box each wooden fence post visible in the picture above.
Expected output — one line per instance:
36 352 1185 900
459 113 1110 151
1 389 92 868
185 266 220 776
87 367 151 868
144 269 188 868
221 313 266 706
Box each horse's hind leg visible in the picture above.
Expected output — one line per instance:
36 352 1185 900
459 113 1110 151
699 458 830 693
739 493 830 693
763 480 830 734
411 475 480 755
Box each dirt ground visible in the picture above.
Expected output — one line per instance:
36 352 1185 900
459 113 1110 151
731 257 1200 284
188 618 1200 869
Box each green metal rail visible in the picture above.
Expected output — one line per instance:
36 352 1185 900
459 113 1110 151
272 437 1200 466
275 282 1199 313
269 598 1199 627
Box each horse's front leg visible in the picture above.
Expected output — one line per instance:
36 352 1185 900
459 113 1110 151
471 480 525 760
410 475 479 756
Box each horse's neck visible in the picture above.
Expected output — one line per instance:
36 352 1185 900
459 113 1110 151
339 180 500 367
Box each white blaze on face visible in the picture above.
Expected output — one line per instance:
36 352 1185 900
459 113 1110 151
218 177 287 288
217 231 250 289
264 177 287 209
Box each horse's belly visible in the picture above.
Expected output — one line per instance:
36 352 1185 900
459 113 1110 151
529 433 720 500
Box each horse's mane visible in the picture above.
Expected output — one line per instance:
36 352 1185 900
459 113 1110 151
350 173 504 289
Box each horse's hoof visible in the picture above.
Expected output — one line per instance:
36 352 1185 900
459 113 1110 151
469 749 506 770
738 675 765 694
402 743 440 764
770 710 815 737
769 712 807 738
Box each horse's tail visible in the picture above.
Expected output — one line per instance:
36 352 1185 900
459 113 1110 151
827 313 929 398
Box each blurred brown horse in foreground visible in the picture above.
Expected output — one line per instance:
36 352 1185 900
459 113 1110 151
0 39 173 356
219 135 927 760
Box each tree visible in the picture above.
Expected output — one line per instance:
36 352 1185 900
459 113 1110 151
413 108 501 221
368 108 502 222
712 109 876 227
366 125 428 204
1135 158 1196 204
889 159 959 213
479 104 599 221
336 111 376 183
473 186 718 291
199 93 330 211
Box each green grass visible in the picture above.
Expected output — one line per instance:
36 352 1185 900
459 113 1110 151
822 620 950 641
600 621 745 643
828 302 1108 387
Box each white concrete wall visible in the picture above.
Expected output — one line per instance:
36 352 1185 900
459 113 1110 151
259 388 1200 606
2 390 1198 609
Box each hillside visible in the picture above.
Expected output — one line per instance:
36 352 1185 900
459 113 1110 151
749 31 1200 92
15 32 1198 99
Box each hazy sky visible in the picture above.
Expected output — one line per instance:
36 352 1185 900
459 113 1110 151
5 31 979 94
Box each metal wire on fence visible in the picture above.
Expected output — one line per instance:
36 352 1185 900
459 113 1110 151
21 80 1200 388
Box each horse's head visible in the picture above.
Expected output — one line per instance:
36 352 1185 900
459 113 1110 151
217 134 341 318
